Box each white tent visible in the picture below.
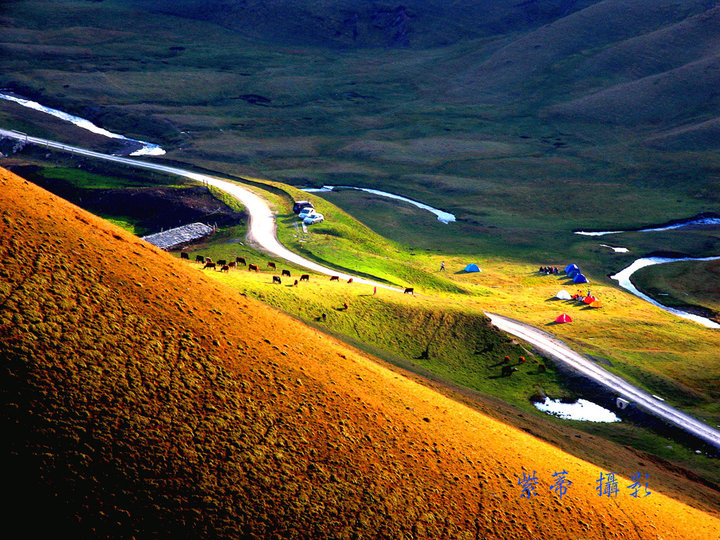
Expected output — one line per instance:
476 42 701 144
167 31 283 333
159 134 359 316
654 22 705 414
555 289 572 300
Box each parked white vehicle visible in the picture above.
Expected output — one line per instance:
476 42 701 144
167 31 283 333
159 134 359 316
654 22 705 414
298 207 316 219
303 213 324 225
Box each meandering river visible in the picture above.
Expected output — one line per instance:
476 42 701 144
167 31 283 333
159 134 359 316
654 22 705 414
611 256 720 329
0 92 165 156
302 185 456 224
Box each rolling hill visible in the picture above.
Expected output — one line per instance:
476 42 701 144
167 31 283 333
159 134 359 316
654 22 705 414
2 169 719 537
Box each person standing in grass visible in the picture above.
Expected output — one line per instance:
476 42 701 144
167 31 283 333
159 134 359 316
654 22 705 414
440 261 445 271
373 286 377 295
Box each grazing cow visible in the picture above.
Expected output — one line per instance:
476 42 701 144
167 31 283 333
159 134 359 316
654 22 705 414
502 365 519 377
300 274 309 282
228 261 237 269
268 261 276 269
195 255 205 263
282 269 291 277
181 252 189 260
205 257 213 263
220 265 229 273
330 275 340 281
236 257 246 266
217 259 227 266
404 287 414 295
203 262 216 270
293 279 298 286
347 278 353 284
273 276 282 284
248 264 259 272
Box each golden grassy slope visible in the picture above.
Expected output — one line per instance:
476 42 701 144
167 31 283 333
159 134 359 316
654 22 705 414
1 166 718 538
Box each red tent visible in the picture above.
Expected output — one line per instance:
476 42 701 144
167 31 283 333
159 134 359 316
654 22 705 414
555 313 572 323
583 295 598 305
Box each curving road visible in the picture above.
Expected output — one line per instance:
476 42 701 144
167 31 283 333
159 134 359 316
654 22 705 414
0 128 400 291
3 127 719 449
485 313 720 449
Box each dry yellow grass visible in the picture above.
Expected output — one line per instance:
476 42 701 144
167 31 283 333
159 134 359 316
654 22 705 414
1 166 718 538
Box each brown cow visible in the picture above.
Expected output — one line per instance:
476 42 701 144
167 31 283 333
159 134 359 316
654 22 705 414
180 252 189 260
268 261 276 269
205 257 213 264
293 279 298 286
228 261 237 269
203 262 216 270
236 257 246 266
330 275 340 281
300 274 309 282
404 287 414 295
220 265 230 273
273 276 282 284
248 264 259 272
282 269 291 277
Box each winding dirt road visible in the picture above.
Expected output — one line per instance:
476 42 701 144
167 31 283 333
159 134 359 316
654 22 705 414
2 127 719 449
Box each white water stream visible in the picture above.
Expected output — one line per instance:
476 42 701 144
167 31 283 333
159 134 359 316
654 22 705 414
0 92 165 156
611 256 720 329
302 185 456 223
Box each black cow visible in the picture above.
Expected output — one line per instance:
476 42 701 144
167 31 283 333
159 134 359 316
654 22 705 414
195 255 205 263
404 287 414 295
273 276 282 284
181 252 189 260
502 365 519 377
236 257 246 266
300 274 309 282
217 259 227 266
282 269 291 277
268 261 276 269
203 262 216 270
220 265 230 273
330 276 340 281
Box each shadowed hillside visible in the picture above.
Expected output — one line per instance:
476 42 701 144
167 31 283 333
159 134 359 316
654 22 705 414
2 170 720 536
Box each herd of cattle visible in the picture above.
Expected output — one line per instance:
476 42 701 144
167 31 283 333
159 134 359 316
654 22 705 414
180 251 416 293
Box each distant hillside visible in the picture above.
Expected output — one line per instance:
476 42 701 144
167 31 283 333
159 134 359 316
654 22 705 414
2 167 720 536
142 0 598 48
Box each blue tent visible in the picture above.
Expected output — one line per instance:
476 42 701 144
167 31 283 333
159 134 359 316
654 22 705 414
565 264 579 274
573 273 588 284
464 263 481 273
568 270 579 279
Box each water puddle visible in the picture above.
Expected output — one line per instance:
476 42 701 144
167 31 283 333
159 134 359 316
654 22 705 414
600 244 629 253
533 397 620 422
302 185 456 223
0 92 165 156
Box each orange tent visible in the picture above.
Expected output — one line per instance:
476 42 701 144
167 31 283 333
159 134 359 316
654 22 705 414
591 301 603 308
555 313 572 323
